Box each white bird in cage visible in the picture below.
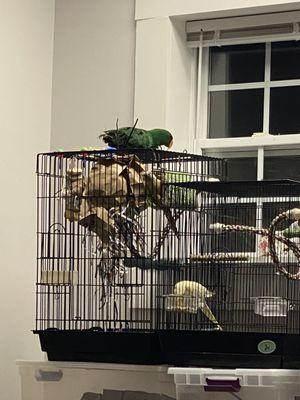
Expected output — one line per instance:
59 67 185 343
173 280 222 330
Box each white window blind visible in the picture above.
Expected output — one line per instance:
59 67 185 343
187 11 300 47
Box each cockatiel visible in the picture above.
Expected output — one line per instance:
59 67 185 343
100 126 173 150
174 280 222 330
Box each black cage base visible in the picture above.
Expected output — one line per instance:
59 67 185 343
35 330 300 368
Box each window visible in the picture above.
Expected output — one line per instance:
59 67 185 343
205 41 300 139
226 156 257 181
187 11 300 256
264 154 300 180
189 14 300 182
216 152 300 182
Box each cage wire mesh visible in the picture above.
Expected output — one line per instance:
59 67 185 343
36 149 225 333
36 150 300 337
169 179 300 334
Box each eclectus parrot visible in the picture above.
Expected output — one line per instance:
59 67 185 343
100 126 173 150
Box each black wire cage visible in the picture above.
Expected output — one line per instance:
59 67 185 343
35 149 300 368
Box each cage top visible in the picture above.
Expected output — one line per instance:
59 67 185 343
174 179 300 197
37 148 223 163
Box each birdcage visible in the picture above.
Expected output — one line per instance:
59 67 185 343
35 150 300 368
35 149 225 364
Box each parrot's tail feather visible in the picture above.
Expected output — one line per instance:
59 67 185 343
200 302 222 330
100 129 128 148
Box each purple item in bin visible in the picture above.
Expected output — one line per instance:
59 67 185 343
204 378 241 392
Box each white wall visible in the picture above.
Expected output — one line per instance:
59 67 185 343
134 18 170 130
50 0 300 154
50 0 136 151
134 18 195 152
136 0 300 19
134 0 300 154
0 1 54 399
2 3 299 399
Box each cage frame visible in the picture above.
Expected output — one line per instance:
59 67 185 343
34 149 300 368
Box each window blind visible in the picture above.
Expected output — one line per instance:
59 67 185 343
186 10 300 47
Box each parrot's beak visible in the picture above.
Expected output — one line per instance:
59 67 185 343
168 139 173 149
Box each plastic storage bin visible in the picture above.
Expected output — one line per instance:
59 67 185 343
168 367 300 400
17 361 175 400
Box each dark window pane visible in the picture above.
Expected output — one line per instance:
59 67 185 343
211 203 256 252
209 89 264 138
264 155 300 180
271 41 300 81
262 201 299 229
270 86 300 134
210 44 265 85
226 157 257 181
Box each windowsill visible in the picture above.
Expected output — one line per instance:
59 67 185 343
196 133 300 150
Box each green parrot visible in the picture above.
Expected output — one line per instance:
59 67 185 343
100 126 173 150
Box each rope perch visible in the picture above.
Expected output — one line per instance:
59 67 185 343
210 214 300 280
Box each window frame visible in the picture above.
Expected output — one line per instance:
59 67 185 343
205 43 300 138
191 27 300 259
194 36 300 180
196 43 300 144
